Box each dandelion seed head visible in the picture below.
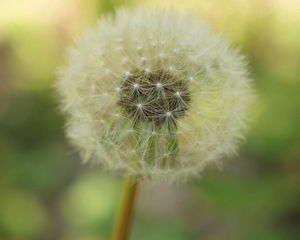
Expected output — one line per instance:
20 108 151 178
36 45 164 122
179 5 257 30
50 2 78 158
57 7 255 182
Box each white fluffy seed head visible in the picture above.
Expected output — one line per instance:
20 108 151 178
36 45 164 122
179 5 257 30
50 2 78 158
56 7 255 183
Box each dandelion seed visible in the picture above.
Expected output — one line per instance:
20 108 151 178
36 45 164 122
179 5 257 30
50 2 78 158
188 76 194 81
168 65 175 71
133 83 139 89
175 91 181 97
156 82 163 88
124 71 131 77
165 112 172 117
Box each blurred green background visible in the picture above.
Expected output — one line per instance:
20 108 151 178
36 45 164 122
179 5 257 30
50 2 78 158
0 0 299 239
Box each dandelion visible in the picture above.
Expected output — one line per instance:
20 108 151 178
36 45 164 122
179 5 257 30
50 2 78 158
57 7 254 239
57 7 253 182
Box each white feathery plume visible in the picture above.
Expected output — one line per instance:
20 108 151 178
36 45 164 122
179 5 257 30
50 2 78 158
57 7 255 182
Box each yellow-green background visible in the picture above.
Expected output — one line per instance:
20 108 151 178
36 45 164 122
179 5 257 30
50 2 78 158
0 0 299 239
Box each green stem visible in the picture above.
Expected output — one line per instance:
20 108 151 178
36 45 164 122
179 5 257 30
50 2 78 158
112 176 138 240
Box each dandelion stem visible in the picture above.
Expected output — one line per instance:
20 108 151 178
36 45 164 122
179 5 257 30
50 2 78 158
112 176 138 240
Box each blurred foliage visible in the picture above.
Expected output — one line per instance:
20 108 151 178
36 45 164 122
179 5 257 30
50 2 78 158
0 0 299 240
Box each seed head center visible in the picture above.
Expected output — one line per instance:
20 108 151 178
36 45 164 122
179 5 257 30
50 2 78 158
118 69 191 126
